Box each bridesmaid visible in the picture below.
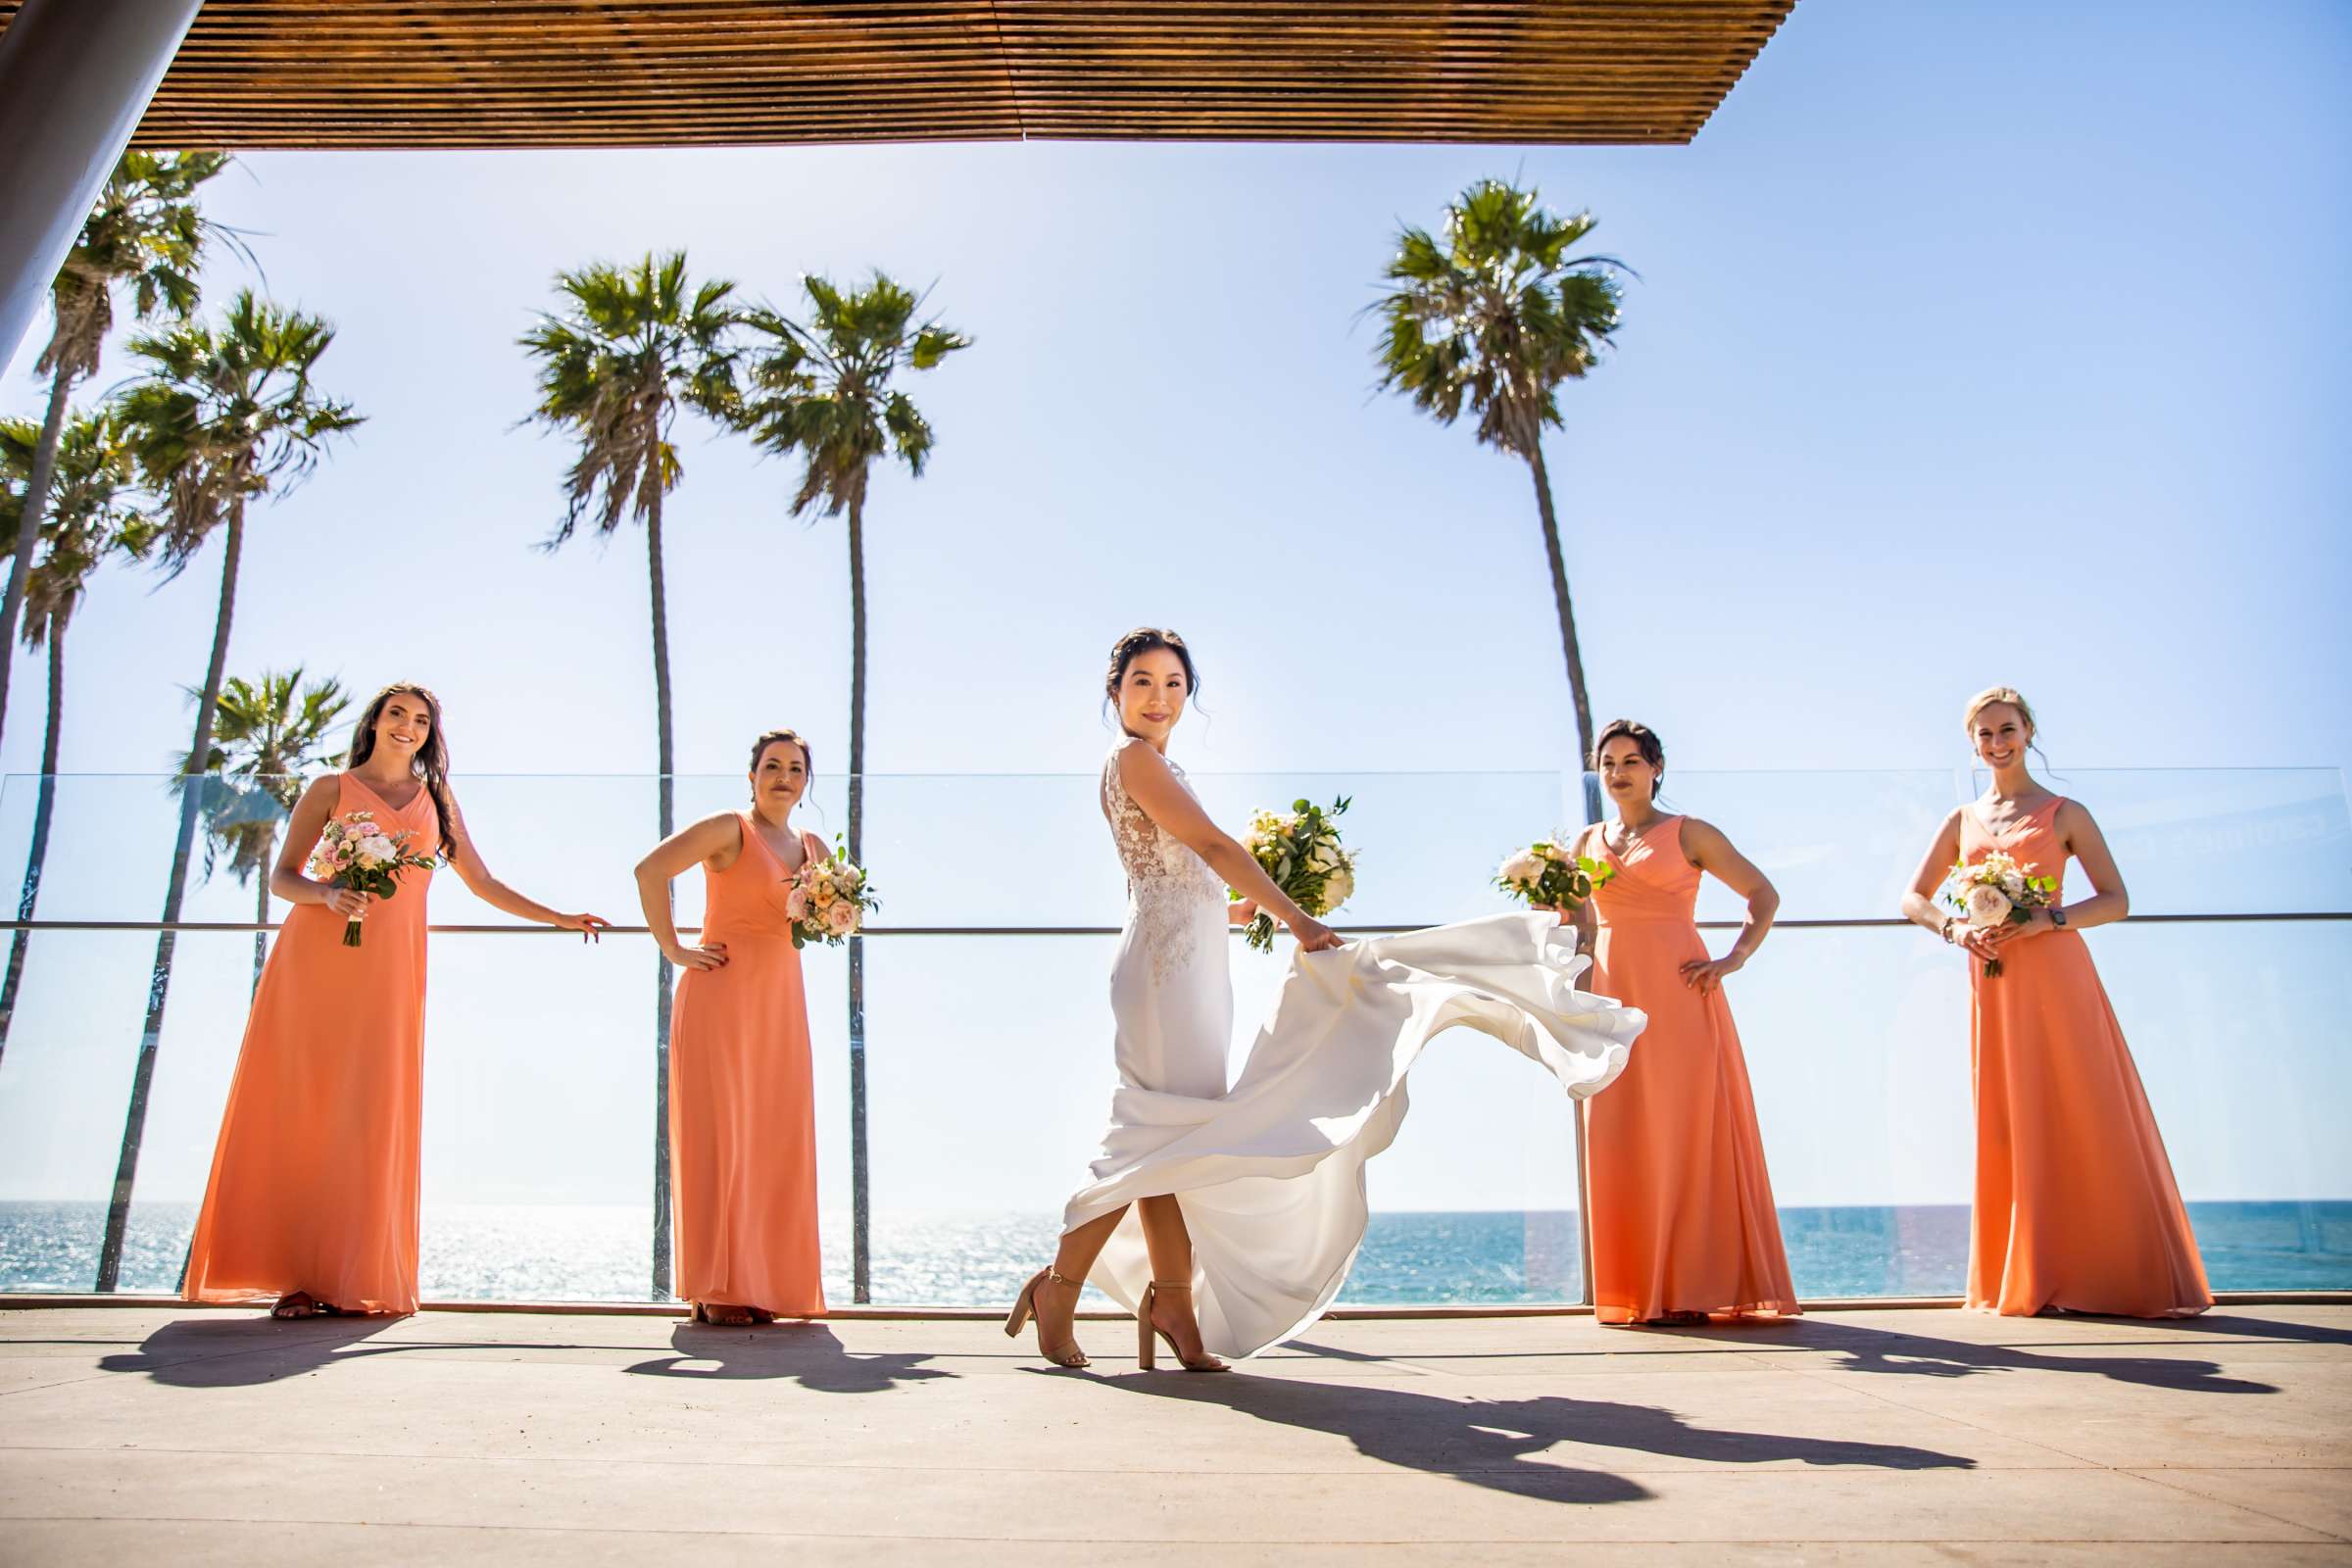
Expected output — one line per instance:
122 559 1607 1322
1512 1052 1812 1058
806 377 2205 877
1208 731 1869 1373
1564 719 1798 1326
1901 686 2211 1317
635 729 827 1326
184 683 611 1318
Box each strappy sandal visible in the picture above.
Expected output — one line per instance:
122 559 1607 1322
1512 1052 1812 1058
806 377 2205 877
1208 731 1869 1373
690 1301 757 1327
1004 1266 1090 1368
270 1292 341 1319
1138 1281 1230 1373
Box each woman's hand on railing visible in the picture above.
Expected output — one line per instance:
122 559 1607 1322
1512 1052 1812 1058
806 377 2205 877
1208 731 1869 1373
551 911 612 944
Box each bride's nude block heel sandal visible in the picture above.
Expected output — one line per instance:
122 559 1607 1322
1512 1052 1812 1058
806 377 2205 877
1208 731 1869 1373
1006 1266 1090 1368
1138 1281 1230 1373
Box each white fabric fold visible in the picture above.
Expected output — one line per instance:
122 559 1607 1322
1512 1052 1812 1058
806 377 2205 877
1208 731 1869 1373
1065 910 1644 1359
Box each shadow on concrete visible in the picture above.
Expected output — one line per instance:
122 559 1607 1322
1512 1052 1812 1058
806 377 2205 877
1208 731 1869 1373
96 1314 408 1387
624 1322 953 1394
1729 1318 2280 1395
1106 1364 1974 1504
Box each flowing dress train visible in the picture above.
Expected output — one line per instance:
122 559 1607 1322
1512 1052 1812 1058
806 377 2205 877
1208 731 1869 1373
1062 744 1646 1359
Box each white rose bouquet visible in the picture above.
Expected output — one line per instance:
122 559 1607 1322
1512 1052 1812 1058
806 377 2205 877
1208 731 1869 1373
1494 838 1615 913
1940 850 2058 977
307 809 439 948
1234 796 1356 954
784 841 877 950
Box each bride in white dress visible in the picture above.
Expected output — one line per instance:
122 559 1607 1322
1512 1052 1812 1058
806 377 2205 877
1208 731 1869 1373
1005 627 1645 1371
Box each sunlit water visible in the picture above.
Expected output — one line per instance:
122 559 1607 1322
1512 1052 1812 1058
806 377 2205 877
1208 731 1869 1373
5 1201 2347 1303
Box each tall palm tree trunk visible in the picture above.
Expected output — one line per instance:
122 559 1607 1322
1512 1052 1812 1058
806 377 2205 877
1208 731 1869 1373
647 485 677 1300
97 496 243 1291
251 831 272 998
0 367 72 746
1525 441 1603 824
845 489 870 1305
1523 439 1602 1306
0 622 68 1070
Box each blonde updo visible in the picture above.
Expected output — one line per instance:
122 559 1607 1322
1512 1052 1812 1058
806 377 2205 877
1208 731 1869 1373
1962 684 2036 736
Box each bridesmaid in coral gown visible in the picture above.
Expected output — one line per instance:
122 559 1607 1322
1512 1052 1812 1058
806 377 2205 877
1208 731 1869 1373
184 683 611 1318
635 728 827 1325
1902 686 2211 1317
1566 719 1799 1326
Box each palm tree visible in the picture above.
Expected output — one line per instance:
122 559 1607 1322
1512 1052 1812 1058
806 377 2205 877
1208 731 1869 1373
518 250 738 1299
95 290 362 1290
1 151 232 749
0 409 153 1069
184 670 350 995
736 272 969 1302
1374 177 1628 813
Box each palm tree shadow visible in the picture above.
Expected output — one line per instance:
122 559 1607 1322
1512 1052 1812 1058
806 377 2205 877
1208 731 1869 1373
96 1314 410 1388
624 1322 954 1394
1732 1318 2280 1395
1103 1356 1973 1505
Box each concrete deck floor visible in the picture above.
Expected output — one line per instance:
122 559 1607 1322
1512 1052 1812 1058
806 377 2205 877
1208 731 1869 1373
1 1303 2347 1565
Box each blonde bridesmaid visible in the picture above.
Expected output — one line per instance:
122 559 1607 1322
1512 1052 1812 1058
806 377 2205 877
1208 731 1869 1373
636 729 827 1326
1564 719 1798 1326
184 684 611 1318
1902 686 2211 1317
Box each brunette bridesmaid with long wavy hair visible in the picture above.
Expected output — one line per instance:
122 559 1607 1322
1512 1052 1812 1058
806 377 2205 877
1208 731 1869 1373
634 729 828 1325
183 683 611 1318
1563 719 1798 1326
1900 686 2210 1317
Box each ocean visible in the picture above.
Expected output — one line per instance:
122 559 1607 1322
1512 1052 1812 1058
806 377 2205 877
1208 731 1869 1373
4 1200 2347 1304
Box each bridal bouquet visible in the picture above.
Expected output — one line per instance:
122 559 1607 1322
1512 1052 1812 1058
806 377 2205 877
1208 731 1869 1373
1235 797 1356 953
1494 838 1615 913
785 842 877 949
307 810 439 948
1941 850 2058 977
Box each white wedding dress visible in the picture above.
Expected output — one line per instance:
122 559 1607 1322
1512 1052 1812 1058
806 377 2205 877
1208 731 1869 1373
1067 742 1646 1360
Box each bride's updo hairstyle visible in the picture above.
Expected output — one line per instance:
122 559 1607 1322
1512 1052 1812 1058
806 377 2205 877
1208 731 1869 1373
1591 718 1666 799
1102 626 1200 732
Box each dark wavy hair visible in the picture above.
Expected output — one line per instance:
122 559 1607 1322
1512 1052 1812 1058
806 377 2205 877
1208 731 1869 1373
1102 626 1200 734
345 682 458 856
1591 717 1665 799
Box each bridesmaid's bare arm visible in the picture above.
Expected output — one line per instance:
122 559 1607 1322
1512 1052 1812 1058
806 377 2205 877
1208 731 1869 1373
438 788 611 941
1679 818 1779 995
2047 800 2130 932
268 776 368 916
1903 808 1999 966
1115 741 1343 952
634 812 745 970
1547 823 1602 959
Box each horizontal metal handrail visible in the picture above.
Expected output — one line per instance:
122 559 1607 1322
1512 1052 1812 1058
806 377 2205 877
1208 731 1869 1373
2 912 2347 935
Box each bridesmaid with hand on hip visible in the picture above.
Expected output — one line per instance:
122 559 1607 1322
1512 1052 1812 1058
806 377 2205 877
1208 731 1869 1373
636 729 828 1326
1901 686 2209 1317
184 683 612 1318
1564 719 1798 1326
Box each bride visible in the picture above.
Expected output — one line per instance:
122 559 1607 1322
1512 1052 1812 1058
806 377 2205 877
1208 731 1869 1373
1005 627 1646 1370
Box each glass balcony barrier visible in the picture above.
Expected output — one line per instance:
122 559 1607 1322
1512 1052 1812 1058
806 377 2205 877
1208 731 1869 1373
0 766 2344 1306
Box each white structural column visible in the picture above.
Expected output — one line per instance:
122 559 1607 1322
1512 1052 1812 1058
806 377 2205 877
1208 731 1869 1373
0 0 205 368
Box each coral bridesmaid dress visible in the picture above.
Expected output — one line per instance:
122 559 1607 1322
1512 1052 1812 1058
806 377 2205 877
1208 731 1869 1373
1959 799 2211 1316
1582 816 1798 1324
667 814 825 1317
184 772 437 1313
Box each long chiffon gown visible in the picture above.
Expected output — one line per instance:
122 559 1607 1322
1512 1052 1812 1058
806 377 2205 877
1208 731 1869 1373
1959 798 2210 1317
1062 742 1646 1360
667 814 826 1317
1582 815 1798 1325
184 772 437 1313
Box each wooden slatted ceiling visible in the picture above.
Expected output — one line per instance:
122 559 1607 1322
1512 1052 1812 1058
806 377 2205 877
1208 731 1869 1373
0 1 1798 149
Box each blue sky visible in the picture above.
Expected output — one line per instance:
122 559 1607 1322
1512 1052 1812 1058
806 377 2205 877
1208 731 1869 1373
1 1 2346 1244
